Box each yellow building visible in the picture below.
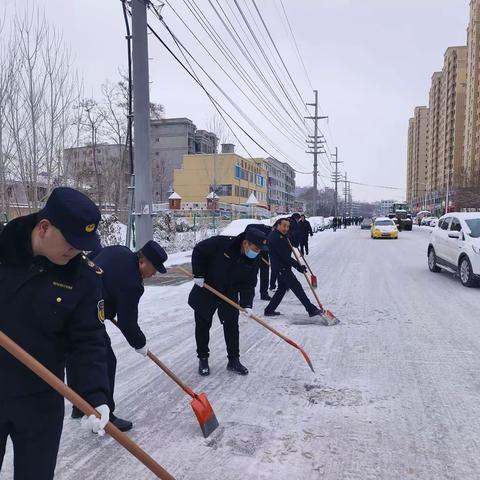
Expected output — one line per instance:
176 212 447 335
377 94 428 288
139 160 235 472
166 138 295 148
173 147 268 207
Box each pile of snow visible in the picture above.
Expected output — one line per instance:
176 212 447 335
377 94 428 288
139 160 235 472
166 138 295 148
220 218 264 236
98 214 127 246
309 216 325 230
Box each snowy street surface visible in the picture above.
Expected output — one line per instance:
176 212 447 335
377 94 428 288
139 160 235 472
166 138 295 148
4 226 480 479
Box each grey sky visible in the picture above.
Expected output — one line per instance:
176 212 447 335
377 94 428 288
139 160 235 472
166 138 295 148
5 0 470 201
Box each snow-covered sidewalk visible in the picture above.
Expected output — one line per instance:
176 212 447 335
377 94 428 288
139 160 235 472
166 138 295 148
4 227 480 479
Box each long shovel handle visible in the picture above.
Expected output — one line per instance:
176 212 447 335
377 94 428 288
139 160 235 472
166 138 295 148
177 267 314 373
147 351 197 399
298 251 314 276
108 319 197 399
0 331 175 480
288 240 324 311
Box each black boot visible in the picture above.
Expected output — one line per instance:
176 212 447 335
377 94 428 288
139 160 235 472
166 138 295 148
227 358 249 375
110 414 133 432
264 310 281 317
198 357 210 376
308 307 325 318
71 406 83 419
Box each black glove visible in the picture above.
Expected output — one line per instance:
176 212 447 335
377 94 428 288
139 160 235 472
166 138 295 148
296 264 307 274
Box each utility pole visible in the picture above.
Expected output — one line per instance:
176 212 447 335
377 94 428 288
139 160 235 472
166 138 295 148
343 172 348 217
330 147 342 221
132 0 153 247
306 90 327 216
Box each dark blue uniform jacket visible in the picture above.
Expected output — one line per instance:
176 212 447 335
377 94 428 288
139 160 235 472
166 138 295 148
188 233 260 317
90 246 146 350
267 229 302 274
0 214 109 407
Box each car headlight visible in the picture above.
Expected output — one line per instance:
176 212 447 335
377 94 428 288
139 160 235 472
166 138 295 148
472 244 480 255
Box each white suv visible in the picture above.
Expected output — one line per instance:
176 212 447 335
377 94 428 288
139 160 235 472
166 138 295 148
427 212 480 287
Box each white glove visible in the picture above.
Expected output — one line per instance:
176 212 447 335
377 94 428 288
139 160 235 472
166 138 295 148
241 308 254 318
135 344 149 357
81 404 110 437
194 277 205 287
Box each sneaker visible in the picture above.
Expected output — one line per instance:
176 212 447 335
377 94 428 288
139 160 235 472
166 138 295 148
110 414 133 432
198 357 210 376
260 294 272 301
227 358 249 375
308 307 325 318
264 310 281 317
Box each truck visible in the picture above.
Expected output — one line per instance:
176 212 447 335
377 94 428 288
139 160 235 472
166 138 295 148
388 202 413 231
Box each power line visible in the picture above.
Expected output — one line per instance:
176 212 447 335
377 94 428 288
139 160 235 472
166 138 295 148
161 0 307 150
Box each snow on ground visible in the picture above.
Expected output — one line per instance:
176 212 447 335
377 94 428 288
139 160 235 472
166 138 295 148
4 227 480 479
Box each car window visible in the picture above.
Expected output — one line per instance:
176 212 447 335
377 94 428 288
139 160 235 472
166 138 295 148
465 218 480 238
450 218 462 232
440 217 451 230
375 220 394 226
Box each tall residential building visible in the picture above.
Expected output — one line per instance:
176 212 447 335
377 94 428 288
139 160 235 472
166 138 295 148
438 47 467 192
426 72 443 194
464 0 480 187
265 157 296 213
406 106 429 210
150 118 217 202
173 145 268 207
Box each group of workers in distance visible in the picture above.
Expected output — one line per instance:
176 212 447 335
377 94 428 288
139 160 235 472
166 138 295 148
0 187 321 479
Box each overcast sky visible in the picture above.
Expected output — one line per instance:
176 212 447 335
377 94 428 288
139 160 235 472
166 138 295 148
4 0 470 201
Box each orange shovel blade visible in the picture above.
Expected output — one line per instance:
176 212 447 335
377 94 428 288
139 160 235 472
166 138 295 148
190 392 219 438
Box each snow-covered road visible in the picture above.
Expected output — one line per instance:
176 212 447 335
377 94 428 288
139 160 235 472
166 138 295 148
3 226 480 479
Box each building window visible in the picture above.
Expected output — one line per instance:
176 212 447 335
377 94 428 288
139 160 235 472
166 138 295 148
213 184 232 196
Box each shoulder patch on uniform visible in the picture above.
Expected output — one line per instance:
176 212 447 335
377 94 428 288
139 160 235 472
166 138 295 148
97 299 105 323
81 255 103 275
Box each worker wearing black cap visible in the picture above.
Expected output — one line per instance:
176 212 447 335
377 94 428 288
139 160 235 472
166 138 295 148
69 240 168 431
188 228 267 376
0 187 110 480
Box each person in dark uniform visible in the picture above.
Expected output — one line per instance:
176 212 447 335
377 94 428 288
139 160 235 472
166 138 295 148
299 215 313 256
0 187 110 480
188 228 267 377
264 218 323 318
246 223 272 301
70 240 168 432
288 213 302 248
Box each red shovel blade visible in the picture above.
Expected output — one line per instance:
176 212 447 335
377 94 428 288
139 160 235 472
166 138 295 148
190 392 219 438
310 274 318 289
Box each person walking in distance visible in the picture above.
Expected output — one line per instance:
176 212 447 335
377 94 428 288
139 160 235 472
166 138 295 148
299 215 313 256
70 241 168 432
264 218 324 318
0 187 111 480
188 228 267 376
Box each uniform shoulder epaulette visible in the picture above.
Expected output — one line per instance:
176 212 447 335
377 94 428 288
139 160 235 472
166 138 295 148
81 254 103 275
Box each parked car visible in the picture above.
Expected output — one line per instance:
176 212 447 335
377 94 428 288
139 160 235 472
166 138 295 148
371 217 399 239
429 217 439 227
361 217 373 230
427 212 480 287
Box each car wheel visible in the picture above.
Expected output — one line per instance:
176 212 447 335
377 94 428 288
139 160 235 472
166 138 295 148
428 248 441 272
459 256 478 287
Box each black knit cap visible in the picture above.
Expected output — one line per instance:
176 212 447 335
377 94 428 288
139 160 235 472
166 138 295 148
140 240 168 273
38 187 101 251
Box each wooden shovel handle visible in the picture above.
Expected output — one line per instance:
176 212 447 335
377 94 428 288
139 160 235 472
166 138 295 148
147 351 197 399
288 240 324 310
108 318 197 399
0 331 175 480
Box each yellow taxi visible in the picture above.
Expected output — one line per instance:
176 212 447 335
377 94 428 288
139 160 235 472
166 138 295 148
371 217 399 239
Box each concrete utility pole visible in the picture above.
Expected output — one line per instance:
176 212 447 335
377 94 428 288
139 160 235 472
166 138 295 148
344 172 348 216
306 90 327 216
132 0 153 247
330 147 342 220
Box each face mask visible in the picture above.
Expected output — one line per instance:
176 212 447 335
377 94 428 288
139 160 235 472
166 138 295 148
245 248 259 259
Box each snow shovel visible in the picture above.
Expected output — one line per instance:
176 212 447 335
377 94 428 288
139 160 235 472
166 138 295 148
0 330 175 480
177 267 315 373
288 240 339 326
109 319 218 438
147 351 219 438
